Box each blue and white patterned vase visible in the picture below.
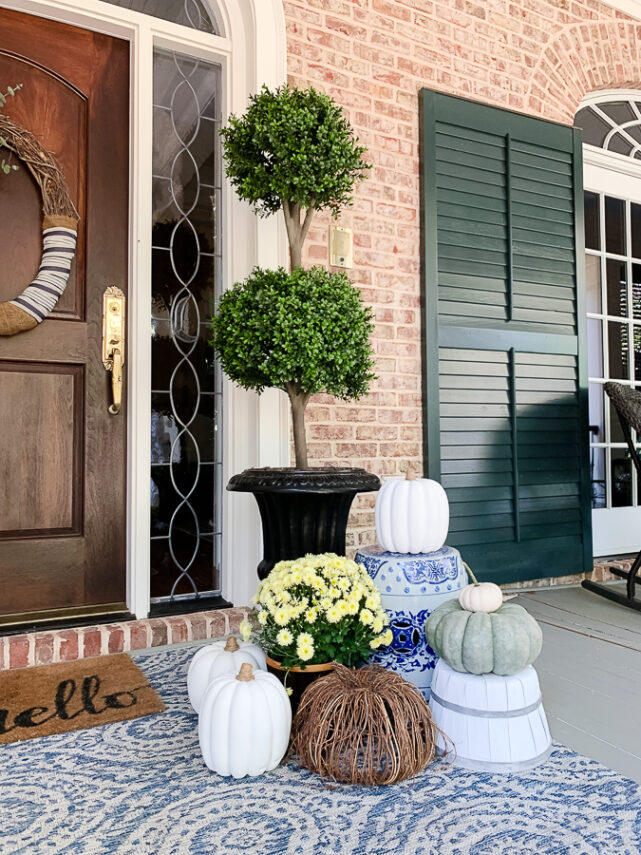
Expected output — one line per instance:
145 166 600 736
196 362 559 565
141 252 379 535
355 545 467 698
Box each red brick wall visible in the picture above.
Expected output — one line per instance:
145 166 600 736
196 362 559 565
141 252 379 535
283 0 641 552
0 609 250 671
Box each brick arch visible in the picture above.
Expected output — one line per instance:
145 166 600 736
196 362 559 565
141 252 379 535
525 20 641 125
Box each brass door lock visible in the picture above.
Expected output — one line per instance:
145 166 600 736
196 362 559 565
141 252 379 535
102 286 125 415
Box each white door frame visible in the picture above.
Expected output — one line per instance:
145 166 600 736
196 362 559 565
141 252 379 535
2 0 290 615
584 142 641 557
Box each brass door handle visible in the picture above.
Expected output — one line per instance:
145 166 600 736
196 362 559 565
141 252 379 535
109 347 123 415
102 286 125 415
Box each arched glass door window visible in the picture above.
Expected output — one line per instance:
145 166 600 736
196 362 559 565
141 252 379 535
99 0 219 32
104 0 224 606
577 93 641 557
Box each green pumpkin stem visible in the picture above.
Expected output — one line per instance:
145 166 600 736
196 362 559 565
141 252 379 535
462 561 479 586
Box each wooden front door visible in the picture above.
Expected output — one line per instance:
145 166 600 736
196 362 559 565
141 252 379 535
0 10 129 623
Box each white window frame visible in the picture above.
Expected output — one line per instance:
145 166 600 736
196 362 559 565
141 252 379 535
3 0 289 614
600 0 641 19
581 91 641 557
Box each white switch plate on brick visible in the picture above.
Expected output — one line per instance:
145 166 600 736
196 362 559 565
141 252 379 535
330 226 353 268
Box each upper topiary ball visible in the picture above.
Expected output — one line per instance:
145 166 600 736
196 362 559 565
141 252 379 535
219 84 371 219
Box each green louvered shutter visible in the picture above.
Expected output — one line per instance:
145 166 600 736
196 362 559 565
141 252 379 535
421 90 592 585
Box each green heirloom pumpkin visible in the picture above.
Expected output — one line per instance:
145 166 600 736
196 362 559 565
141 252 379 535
425 600 542 676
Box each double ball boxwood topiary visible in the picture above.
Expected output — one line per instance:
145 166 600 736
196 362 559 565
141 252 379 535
212 85 375 469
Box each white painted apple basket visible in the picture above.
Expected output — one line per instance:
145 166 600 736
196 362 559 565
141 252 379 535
429 659 552 773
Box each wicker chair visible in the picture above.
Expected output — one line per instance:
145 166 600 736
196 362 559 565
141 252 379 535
582 381 641 611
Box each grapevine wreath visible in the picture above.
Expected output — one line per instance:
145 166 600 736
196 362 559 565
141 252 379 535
0 112 78 336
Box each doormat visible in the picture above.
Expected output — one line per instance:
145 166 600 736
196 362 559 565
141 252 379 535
0 653 165 744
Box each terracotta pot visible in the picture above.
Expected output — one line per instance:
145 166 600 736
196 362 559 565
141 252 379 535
266 655 334 715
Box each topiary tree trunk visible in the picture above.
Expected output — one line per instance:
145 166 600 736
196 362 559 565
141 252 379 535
282 199 316 270
285 381 311 468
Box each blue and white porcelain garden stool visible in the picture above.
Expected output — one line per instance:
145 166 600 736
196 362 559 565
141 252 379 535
355 545 467 698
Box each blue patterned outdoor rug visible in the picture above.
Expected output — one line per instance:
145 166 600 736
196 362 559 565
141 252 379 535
1 644 640 855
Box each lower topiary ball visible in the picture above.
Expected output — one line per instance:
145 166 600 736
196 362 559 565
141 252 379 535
290 664 439 786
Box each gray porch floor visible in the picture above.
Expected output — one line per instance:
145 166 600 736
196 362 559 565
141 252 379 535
516 583 641 784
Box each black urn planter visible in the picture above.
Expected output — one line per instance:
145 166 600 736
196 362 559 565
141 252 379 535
227 467 380 579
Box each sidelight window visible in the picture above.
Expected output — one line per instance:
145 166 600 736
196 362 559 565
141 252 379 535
150 50 223 604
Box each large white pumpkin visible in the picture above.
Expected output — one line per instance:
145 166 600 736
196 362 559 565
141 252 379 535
199 663 291 777
187 636 267 713
375 469 449 554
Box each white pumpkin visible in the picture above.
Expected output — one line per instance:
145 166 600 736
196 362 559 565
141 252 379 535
375 467 449 554
458 582 504 613
187 636 267 713
199 663 292 777
458 562 504 613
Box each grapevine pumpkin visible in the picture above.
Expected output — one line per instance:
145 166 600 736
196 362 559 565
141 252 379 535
425 599 542 676
188 636 267 713
375 468 449 554
199 663 291 777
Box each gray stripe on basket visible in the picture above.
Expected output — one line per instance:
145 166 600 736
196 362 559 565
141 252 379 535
430 691 543 718
436 744 553 773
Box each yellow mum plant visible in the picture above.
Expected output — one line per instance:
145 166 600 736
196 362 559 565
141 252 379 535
249 553 392 669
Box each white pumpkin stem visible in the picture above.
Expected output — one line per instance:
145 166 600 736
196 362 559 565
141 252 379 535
224 636 240 652
462 561 480 586
236 663 255 682
405 463 417 481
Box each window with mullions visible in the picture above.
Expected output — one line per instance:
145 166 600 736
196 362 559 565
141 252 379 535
585 191 641 510
576 99 641 159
